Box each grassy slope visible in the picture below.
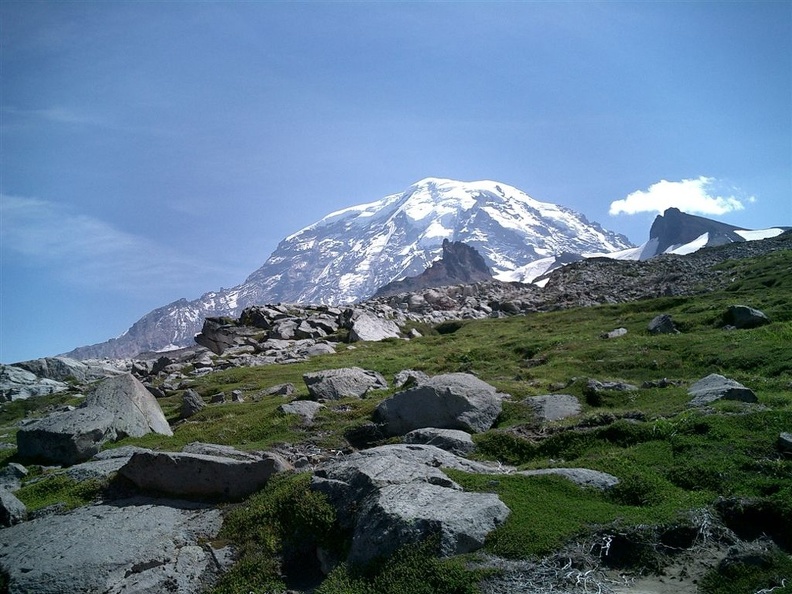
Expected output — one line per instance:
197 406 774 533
3 248 791 593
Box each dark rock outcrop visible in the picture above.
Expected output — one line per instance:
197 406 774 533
374 240 493 298
723 305 770 329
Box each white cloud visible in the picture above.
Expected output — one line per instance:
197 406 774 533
609 177 748 216
0 194 231 295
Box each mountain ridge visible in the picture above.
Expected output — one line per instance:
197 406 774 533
60 180 786 361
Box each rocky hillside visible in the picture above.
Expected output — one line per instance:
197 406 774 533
1 231 791 594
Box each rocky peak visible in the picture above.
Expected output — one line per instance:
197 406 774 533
649 207 746 254
373 240 492 298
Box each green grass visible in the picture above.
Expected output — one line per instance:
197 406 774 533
2 246 792 593
15 474 107 512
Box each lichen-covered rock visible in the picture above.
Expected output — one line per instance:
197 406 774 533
0 496 225 594
16 406 116 465
119 449 290 500
375 373 504 435
688 373 757 407
85 373 172 437
526 394 582 422
303 367 388 400
403 428 475 455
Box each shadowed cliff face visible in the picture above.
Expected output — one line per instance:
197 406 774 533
649 207 746 254
373 240 493 298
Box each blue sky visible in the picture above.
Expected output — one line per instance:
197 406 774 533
1 1 790 363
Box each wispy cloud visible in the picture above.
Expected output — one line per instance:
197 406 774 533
2 105 109 127
609 177 749 216
1 195 233 295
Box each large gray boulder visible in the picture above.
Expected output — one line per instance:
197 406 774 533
312 443 510 566
180 388 206 419
688 373 758 407
0 496 226 594
723 305 770 329
403 428 475 456
515 467 619 490
0 490 27 527
347 311 401 342
279 400 325 424
349 483 509 565
119 449 290 500
85 373 173 437
13 356 124 384
526 394 582 422
16 405 116 465
0 364 68 401
303 367 388 400
375 373 504 435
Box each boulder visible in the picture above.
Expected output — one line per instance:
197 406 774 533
303 367 388 400
16 406 116 465
403 428 475 456
194 317 260 355
648 314 679 335
602 327 627 339
279 400 325 424
347 311 401 342
0 463 28 491
723 305 770 329
393 369 430 388
348 483 509 565
119 449 290 500
688 373 758 407
0 364 69 401
0 496 226 594
526 394 582 422
515 468 619 490
180 389 205 419
0 490 27 527
779 432 792 455
63 446 151 482
375 373 504 435
312 444 509 566
85 373 173 437
265 382 295 397
230 389 244 403
13 356 123 384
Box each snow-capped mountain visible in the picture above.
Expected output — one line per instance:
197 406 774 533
64 178 633 359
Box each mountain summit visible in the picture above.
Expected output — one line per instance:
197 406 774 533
606 207 789 261
242 177 633 304
64 178 633 359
